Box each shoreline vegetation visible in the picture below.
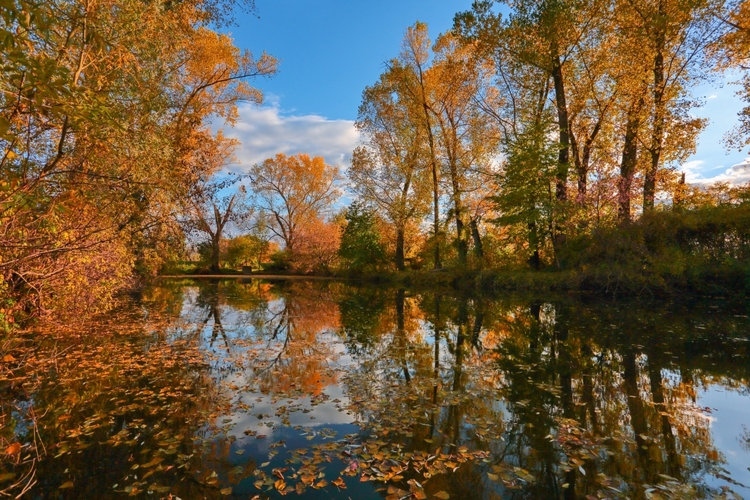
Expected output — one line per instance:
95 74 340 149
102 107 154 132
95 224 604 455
161 203 750 299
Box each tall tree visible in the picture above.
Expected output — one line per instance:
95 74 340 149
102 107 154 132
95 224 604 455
714 0 750 152
351 67 431 270
389 22 444 269
456 0 596 204
618 0 724 211
429 33 501 265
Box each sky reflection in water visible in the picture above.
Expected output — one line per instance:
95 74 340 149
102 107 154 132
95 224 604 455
2 278 749 499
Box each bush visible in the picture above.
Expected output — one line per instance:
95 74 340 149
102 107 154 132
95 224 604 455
565 205 750 294
264 251 291 272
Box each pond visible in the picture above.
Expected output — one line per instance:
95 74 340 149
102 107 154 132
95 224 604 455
1 278 749 499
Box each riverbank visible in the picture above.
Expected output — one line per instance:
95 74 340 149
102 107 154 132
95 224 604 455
159 274 338 280
157 265 743 298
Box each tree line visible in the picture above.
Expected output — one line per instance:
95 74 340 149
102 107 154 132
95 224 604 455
211 0 750 281
2 0 750 325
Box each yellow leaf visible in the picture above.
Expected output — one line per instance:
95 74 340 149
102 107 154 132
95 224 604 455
60 481 74 489
220 487 233 495
434 492 450 499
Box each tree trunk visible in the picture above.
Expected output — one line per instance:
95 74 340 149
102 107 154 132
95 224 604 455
456 217 467 266
571 132 587 205
470 218 484 261
211 235 221 272
618 100 643 223
416 68 441 270
551 57 570 203
644 0 667 213
395 226 405 271
430 151 441 270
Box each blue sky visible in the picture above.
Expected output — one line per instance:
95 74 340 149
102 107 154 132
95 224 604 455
222 0 750 185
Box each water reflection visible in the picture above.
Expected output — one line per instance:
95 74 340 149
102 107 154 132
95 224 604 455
1 279 749 499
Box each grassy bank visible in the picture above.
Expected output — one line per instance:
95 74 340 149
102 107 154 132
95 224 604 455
161 206 750 298
341 206 750 298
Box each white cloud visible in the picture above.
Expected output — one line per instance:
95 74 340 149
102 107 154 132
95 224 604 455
680 158 750 186
680 159 706 183
221 101 359 173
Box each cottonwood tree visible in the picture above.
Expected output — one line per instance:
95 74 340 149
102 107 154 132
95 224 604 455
429 32 501 265
247 153 342 254
351 68 431 270
388 23 444 269
618 0 725 212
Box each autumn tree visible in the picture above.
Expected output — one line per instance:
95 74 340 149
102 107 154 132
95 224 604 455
0 0 276 317
618 0 724 212
248 153 342 254
456 0 595 205
429 32 501 265
185 183 251 272
293 219 342 274
714 0 750 152
388 23 444 269
351 65 431 270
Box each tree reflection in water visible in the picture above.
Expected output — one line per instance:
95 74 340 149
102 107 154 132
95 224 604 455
1 279 748 499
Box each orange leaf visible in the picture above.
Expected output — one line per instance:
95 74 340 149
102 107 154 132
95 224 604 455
4 443 20 456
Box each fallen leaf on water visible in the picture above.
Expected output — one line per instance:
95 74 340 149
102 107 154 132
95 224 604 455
434 492 450 499
59 481 74 489
220 487 233 495
4 443 20 456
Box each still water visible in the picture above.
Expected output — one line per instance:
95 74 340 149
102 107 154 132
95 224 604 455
1 278 749 499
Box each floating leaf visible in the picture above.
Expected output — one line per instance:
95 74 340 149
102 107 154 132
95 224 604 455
60 481 74 489
220 487 233 495
3 443 20 456
434 492 450 499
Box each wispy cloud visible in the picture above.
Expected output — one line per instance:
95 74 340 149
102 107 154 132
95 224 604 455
221 100 359 173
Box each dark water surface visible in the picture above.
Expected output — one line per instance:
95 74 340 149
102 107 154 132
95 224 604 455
2 279 749 499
